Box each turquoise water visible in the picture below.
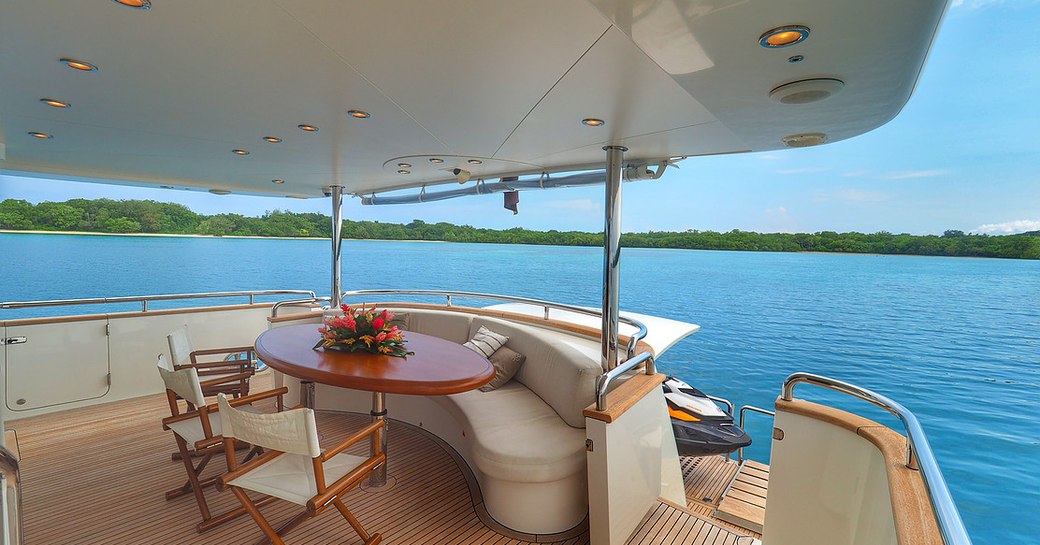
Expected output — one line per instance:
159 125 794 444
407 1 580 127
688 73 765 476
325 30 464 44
2 233 1038 544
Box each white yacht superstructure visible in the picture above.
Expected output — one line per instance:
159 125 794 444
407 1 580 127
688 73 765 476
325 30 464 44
0 1 968 545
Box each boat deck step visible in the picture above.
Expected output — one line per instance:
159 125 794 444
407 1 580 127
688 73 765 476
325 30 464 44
626 499 758 545
714 460 769 534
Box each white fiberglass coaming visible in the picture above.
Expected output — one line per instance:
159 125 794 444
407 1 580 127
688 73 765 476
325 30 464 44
0 0 947 198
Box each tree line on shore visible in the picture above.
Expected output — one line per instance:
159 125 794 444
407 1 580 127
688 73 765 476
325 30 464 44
2 198 1038 259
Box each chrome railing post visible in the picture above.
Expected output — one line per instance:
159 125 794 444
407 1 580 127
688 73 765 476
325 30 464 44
601 145 626 372
330 185 344 308
0 446 23 545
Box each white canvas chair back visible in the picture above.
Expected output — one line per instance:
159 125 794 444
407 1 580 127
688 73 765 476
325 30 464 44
168 325 195 366
217 394 321 458
157 354 207 408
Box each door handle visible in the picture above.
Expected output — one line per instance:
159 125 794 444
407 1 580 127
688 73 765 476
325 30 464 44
2 337 27 345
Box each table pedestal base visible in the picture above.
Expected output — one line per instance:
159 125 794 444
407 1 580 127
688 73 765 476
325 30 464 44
370 392 388 487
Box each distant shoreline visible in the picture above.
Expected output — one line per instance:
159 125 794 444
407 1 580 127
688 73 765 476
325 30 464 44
0 230 447 243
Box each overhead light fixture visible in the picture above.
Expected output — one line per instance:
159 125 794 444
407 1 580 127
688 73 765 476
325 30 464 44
429 158 444 164
272 179 285 184
759 25 810 48
262 136 282 143
397 162 412 168
467 159 483 165
232 149 250 155
787 55 805 63
112 0 151 9
298 124 319 132
208 189 232 195
347 110 370 119
28 131 52 139
40 98 71 108
397 169 411 175
60 58 98 72
769 78 845 104
582 118 605 127
782 132 827 148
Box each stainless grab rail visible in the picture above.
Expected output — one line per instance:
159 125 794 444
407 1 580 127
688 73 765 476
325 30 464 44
1 290 316 313
782 372 972 545
0 446 23 545
341 289 649 359
271 296 332 318
736 405 775 463
594 351 655 411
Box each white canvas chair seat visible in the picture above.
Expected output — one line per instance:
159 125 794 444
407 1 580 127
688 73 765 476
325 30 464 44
228 451 368 505
167 404 262 446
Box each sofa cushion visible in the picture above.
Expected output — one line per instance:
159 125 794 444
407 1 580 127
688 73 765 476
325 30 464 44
479 347 526 392
470 317 601 428
398 309 473 345
445 382 586 483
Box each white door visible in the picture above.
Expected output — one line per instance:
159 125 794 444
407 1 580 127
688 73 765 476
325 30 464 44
4 319 111 412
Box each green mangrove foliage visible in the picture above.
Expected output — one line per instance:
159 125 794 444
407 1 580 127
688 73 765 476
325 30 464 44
1 198 1038 259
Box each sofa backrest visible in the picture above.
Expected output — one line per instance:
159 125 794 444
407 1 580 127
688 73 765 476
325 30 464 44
469 316 600 428
396 309 474 345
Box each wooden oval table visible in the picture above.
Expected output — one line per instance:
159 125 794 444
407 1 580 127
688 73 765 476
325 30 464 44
254 324 494 486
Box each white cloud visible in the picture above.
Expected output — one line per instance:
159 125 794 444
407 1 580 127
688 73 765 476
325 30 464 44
755 154 783 161
975 219 1040 234
841 170 869 178
883 169 948 180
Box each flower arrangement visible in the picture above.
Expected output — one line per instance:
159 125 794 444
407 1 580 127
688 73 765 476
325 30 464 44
317 304 413 357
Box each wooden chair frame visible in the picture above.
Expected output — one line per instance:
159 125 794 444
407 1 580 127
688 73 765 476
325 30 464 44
161 379 288 533
217 406 386 545
182 345 257 398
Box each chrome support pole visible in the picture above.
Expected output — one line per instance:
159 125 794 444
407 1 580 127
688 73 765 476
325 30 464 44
300 381 315 409
330 185 344 308
601 145 626 372
369 392 388 487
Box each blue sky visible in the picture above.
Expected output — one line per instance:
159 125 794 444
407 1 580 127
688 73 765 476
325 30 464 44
2 0 1038 236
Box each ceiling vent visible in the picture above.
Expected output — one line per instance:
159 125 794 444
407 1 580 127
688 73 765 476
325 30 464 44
770 78 845 105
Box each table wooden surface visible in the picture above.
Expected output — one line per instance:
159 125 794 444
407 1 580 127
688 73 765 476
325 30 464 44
255 324 494 395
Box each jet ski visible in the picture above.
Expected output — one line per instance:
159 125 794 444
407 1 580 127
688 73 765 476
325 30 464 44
663 376 752 457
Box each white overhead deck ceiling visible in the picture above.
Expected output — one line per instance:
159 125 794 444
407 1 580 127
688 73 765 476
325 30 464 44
0 0 948 198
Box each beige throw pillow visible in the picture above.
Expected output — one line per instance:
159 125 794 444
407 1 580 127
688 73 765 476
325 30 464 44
479 346 526 392
463 326 508 357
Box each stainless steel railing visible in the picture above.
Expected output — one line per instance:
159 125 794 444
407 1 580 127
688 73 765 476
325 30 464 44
271 296 332 317
782 372 972 545
594 351 656 411
340 289 649 360
0 290 316 313
0 446 23 545
736 404 775 462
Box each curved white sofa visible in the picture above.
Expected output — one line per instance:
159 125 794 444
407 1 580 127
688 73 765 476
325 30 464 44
401 309 601 534
279 306 603 535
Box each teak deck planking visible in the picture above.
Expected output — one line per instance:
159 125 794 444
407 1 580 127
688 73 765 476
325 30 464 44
714 460 770 534
8 371 759 545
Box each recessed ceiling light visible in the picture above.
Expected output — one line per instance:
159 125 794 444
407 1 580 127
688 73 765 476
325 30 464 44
782 132 827 148
759 25 810 48
160 185 175 189
467 159 483 165
272 179 285 184
28 131 52 139
581 118 605 127
262 136 282 143
60 58 98 72
787 55 805 63
298 124 319 132
429 158 444 164
232 149 250 155
397 162 412 168
208 189 232 195
397 169 411 175
40 98 71 108
347 110 370 119
112 0 151 9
